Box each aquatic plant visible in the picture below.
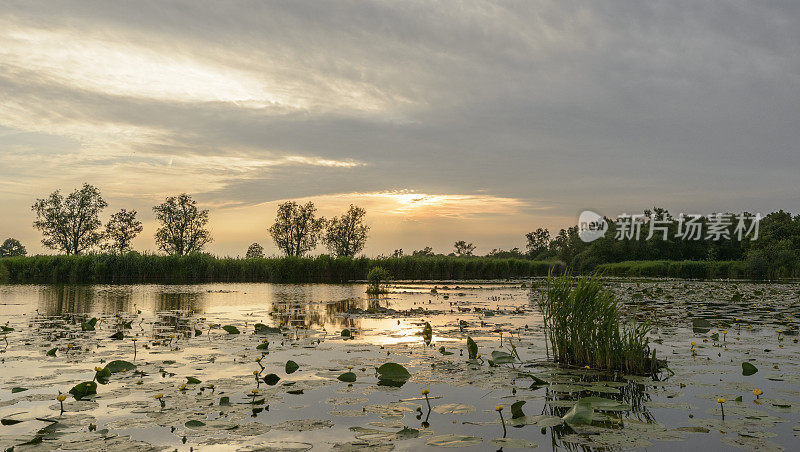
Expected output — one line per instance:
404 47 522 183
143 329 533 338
57 394 66 414
495 405 506 437
717 397 726 418
421 389 431 410
538 273 667 376
366 266 391 294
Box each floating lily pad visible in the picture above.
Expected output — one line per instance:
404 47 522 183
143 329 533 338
426 434 483 447
433 403 475 415
263 374 281 385
104 360 136 373
337 372 357 382
742 362 759 376
68 381 97 400
490 438 538 448
285 360 299 374
222 325 240 334
467 337 478 359
376 363 410 383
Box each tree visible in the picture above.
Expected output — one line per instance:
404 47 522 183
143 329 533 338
268 201 325 256
0 238 27 257
32 183 107 255
412 246 435 257
454 240 476 256
246 242 265 259
323 205 369 257
153 194 212 255
103 209 143 253
525 227 551 257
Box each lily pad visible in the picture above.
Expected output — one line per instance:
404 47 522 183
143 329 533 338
105 360 136 373
426 434 483 447
337 372 357 383
68 381 98 400
742 362 759 376
433 403 476 415
285 360 299 374
222 325 240 334
562 399 593 425
264 374 281 385
376 363 410 383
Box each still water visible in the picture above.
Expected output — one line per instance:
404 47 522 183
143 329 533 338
0 280 797 451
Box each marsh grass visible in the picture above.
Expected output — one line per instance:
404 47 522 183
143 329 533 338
538 272 665 376
0 254 563 284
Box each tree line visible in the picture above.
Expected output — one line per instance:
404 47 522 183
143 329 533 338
13 183 372 259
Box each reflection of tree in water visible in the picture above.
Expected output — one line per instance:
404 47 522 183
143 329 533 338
269 296 389 330
540 376 657 451
152 292 204 340
38 285 96 316
37 285 142 316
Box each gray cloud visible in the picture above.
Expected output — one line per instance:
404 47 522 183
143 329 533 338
1 1 799 254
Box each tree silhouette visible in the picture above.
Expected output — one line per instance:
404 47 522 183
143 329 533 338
0 238 27 257
32 183 107 255
269 201 325 256
245 242 265 259
153 194 212 255
104 209 143 253
323 205 369 257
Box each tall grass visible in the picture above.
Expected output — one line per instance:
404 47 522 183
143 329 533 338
538 272 665 376
0 253 564 284
595 260 748 279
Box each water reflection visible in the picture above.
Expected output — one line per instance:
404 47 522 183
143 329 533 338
31 283 377 331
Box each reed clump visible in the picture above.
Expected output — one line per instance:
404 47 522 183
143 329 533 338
538 272 666 376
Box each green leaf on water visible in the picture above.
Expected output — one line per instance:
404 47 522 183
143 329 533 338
580 396 630 411
109 331 124 340
219 396 230 406
254 323 281 334
68 381 97 400
263 374 280 385
1 418 23 426
81 318 98 331
104 360 136 373
256 341 269 350
11 387 27 393
395 426 420 440
94 367 112 385
46 348 57 357
742 362 758 376
490 350 515 364
433 403 475 415
341 328 351 337
426 434 483 447
511 400 526 419
376 363 410 383
185 420 206 428
438 346 454 356
0 326 14 332
186 377 201 384
562 399 594 425
337 372 357 382
194 329 202 336
467 336 478 360
285 360 299 374
287 389 304 395
222 325 240 334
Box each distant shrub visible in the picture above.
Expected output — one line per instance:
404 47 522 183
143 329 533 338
366 266 391 294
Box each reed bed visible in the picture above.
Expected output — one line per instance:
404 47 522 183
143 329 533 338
0 253 564 284
538 272 664 376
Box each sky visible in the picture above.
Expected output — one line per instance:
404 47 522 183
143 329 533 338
1 1 799 257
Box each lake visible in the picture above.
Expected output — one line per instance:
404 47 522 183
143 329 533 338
0 279 797 451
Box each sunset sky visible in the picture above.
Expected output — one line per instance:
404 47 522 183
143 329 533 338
1 1 799 256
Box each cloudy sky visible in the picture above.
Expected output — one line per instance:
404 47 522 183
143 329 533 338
1 1 798 256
